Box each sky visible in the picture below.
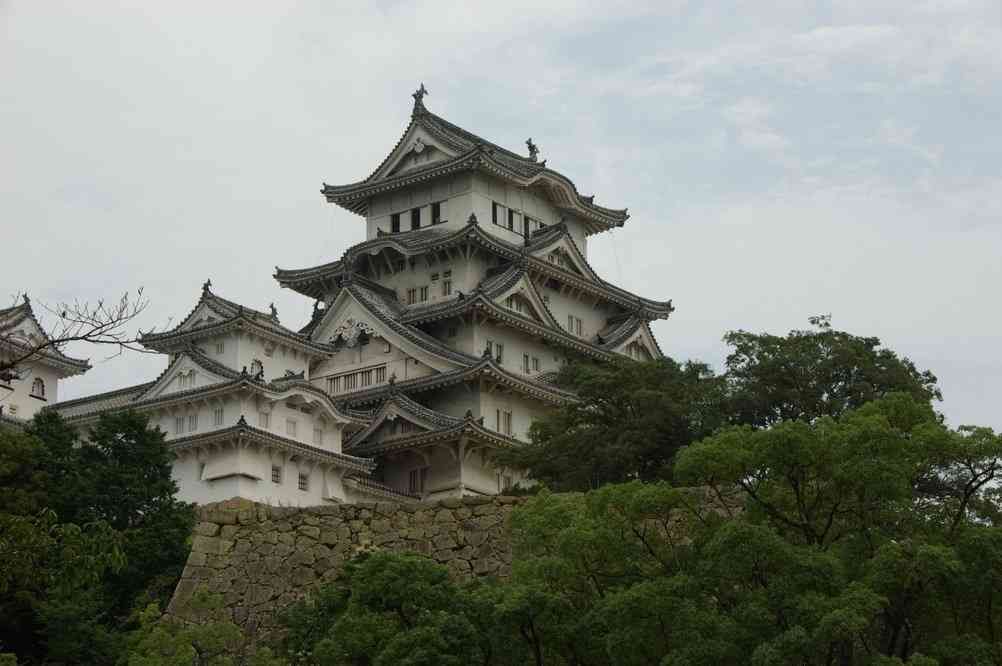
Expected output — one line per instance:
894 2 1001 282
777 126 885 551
2 1 1000 429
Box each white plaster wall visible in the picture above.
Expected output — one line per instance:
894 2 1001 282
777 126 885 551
367 174 473 239
539 285 615 344
232 332 310 381
473 321 566 378
478 388 550 443
310 338 434 397
0 362 61 421
381 446 459 499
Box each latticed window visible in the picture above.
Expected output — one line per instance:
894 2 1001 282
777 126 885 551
298 472 309 492
375 366 386 383
523 353 530 374
313 427 323 445
175 416 185 434
407 288 417 305
409 467 428 494
188 413 198 432
495 343 504 364
286 419 297 437
213 407 223 426
30 378 45 398
442 279 452 296
259 412 270 429
271 465 282 484
419 286 428 302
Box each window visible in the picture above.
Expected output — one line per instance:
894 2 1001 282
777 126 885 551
496 343 504 364
30 378 45 399
175 416 185 434
271 465 282 484
327 376 341 393
496 409 512 435
523 353 530 374
375 366 387 383
344 373 357 390
298 472 309 492
523 216 532 236
442 279 452 296
507 208 515 231
286 419 297 437
361 369 373 386
532 357 540 372
259 412 270 429
407 288 417 305
431 201 442 224
448 326 457 338
485 339 493 356
199 463 207 480
409 467 429 495
498 474 513 492
419 286 428 302
383 340 391 353
431 272 439 281
492 202 500 225
188 413 198 432
576 318 583 336
391 213 400 233
215 341 224 354
410 208 420 230
313 426 323 445
250 359 263 377
213 407 224 426
567 314 574 332
443 270 452 278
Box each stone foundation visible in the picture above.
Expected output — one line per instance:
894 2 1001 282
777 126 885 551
166 496 523 635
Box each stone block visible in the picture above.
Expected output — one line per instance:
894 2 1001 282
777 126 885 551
194 521 221 537
297 525 321 539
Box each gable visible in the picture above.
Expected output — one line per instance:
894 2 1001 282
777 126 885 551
611 323 662 361
137 353 232 402
178 302 223 332
530 236 597 281
374 125 460 182
493 275 559 328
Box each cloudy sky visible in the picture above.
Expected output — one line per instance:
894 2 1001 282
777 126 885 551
2 1 1000 429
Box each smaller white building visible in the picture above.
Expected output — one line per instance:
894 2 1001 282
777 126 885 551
1 296 90 425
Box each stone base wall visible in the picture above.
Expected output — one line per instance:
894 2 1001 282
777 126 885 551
166 496 523 635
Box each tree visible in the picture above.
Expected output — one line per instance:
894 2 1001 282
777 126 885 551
724 315 941 427
0 290 152 381
497 357 726 491
0 411 194 664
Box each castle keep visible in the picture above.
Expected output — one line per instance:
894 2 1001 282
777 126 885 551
49 86 673 505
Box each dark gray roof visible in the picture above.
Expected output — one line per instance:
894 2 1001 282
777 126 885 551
0 297 91 373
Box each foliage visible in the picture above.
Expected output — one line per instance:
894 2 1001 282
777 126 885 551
0 411 195 664
125 590 285 666
724 314 941 427
497 357 726 490
279 394 1002 664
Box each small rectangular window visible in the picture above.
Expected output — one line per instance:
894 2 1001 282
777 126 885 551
188 413 198 432
391 213 400 233
298 472 309 492
576 317 583 336
485 339 493 356
407 288 417 305
419 286 429 302
532 357 540 372
313 426 323 445
503 410 512 436
448 326 457 338
411 208 420 230
492 202 500 225
523 353 530 374
213 407 223 426
496 343 504 364
175 416 185 434
215 341 224 354
361 370 373 386
376 366 387 383
507 208 515 231
259 412 270 429
442 279 452 296
199 463 206 480
523 216 531 236
271 465 282 484
443 270 452 278
431 272 439 281
431 201 441 224
286 419 297 437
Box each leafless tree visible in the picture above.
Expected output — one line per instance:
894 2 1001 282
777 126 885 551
0 289 157 382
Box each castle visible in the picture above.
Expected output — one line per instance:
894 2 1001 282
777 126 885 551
41 87 673 505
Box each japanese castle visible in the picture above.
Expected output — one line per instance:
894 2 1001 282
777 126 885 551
45 86 674 505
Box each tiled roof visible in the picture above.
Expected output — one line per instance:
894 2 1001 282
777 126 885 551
169 418 376 474
321 95 628 233
141 284 328 354
350 414 522 457
344 476 419 501
0 297 91 374
275 221 673 319
344 391 463 449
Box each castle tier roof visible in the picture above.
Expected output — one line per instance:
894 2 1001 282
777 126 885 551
321 93 628 235
169 417 376 474
332 352 578 409
349 412 522 457
0 298 91 376
275 219 674 320
48 345 367 428
343 476 420 501
139 283 331 355
344 390 465 450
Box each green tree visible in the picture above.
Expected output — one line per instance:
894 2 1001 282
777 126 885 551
498 357 725 491
724 315 941 427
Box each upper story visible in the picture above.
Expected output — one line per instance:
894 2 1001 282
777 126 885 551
0 297 90 422
321 84 629 259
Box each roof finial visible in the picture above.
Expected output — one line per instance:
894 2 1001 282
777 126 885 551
21 293 30 305
202 278 212 293
466 212 479 226
412 83 428 114
269 302 279 321
526 138 539 162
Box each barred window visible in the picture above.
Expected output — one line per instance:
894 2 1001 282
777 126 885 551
375 366 387 383
286 419 297 437
313 426 323 445
298 472 309 491
213 407 224 426
188 413 198 432
271 465 282 484
259 412 270 429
